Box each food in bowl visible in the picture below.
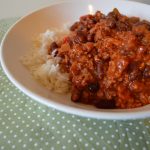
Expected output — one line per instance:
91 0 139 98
22 8 150 109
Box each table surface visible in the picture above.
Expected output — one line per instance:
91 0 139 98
0 1 150 150
0 0 150 19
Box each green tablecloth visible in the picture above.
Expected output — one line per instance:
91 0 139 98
0 18 150 150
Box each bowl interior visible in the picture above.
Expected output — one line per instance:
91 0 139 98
1 0 150 119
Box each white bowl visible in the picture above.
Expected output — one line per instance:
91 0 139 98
1 0 150 120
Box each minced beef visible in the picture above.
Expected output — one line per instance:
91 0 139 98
50 8 150 109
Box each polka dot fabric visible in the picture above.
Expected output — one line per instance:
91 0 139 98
0 19 150 150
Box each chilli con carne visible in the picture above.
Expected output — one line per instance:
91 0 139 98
49 9 150 109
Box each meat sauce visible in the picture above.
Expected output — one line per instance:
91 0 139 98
49 9 150 109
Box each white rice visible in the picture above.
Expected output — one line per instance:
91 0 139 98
21 27 71 93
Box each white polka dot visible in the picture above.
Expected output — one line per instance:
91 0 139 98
27 116 31 119
102 146 106 150
67 120 70 123
84 132 87 136
23 112 27 115
29 138 33 142
146 141 150 145
79 138 82 142
1 146 4 150
30 129 34 132
128 138 132 141
41 128 45 131
114 145 117 149
103 121 106 124
122 133 125 137
71 115 75 118
73 133 77 137
82 123 86 126
125 128 129 131
42 109 46 113
47 113 50 116
105 130 109 134
136 142 139 146
52 117 55 120
36 124 40 127
14 134 17 138
22 120 25 123
107 140 111 144
45 142 49 145
101 136 104 140
93 122 96 125
85 143 89 147
26 124 30 127
2 122 5 125
47 122 50 125
61 116 65 119
56 141 60 144
142 131 146 134
34 143 38 147
8 117 11 121
90 137 93 141
17 117 21 120
72 124 76 127
68 139 72 143
35 133 39 136
18 139 22 143
0 109 4 112
61 146 66 150
118 139 121 143
125 144 128 147
19 108 23 111
32 120 35 123
20 129 23 133
78 128 81 131
96 142 100 146
23 144 26 148
73 145 77 148
28 107 32 110
57 121 60 124
88 127 92 130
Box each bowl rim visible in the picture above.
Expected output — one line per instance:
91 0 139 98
0 0 150 120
